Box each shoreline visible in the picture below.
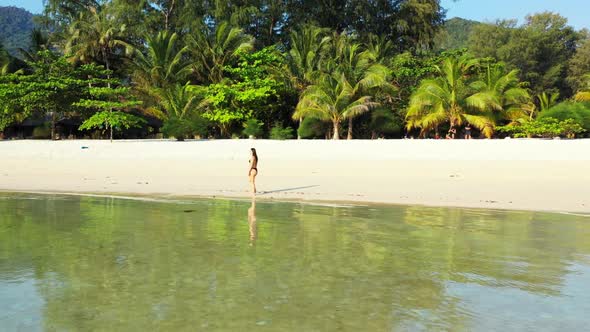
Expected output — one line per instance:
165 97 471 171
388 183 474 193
2 189 590 216
1 139 590 213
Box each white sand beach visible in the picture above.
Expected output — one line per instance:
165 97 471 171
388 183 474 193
1 139 589 213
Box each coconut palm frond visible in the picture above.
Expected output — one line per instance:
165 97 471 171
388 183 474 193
187 21 254 84
462 114 495 137
407 55 504 136
466 92 502 112
133 31 191 92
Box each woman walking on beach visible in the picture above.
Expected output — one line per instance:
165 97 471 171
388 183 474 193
249 148 258 194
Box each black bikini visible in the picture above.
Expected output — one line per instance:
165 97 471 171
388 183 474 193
249 159 258 175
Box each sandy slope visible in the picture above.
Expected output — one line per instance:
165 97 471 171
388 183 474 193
1 139 589 213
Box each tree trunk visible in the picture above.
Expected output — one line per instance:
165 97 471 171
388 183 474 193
104 49 111 89
332 120 340 140
269 17 275 40
164 0 176 30
104 53 113 143
51 111 56 140
297 117 302 139
347 117 353 140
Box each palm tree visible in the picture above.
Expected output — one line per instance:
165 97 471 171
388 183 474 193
574 74 590 102
321 34 393 139
538 91 559 111
520 102 539 122
287 25 331 91
187 21 254 84
65 5 132 141
339 44 392 139
287 25 331 138
151 83 205 120
365 34 397 65
517 91 559 122
150 83 209 140
65 6 131 79
406 55 498 138
294 74 378 140
470 65 530 128
132 31 191 92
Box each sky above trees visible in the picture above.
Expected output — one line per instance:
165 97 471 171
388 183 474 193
3 0 589 30
441 0 589 30
4 0 590 30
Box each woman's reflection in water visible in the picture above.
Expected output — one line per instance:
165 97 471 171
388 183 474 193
248 197 257 246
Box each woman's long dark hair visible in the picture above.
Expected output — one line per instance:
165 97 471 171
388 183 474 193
251 148 258 161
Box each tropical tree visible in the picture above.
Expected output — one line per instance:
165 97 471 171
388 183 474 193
0 51 109 139
338 42 392 139
320 34 393 139
287 25 331 91
150 83 208 140
151 83 204 120
43 0 100 26
65 5 131 78
567 37 590 93
538 91 560 111
518 92 559 122
286 25 331 137
131 30 191 98
468 13 579 97
406 55 498 138
470 64 530 125
294 73 378 140
76 86 144 142
187 21 254 84
574 74 590 102
199 47 289 137
520 102 539 122
365 34 397 65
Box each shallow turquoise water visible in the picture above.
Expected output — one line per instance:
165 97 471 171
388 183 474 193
1 193 590 331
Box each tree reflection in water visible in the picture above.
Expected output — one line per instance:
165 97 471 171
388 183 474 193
1 193 589 331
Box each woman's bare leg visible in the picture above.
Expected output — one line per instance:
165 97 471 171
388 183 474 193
249 170 257 194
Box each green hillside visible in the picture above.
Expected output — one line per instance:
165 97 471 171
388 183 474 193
0 6 34 55
436 17 481 50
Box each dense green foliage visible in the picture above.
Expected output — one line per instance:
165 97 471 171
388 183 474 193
242 118 264 138
468 13 580 97
0 51 143 139
538 101 590 132
497 117 585 138
270 123 295 140
160 115 208 140
406 56 530 138
568 38 590 92
0 2 588 140
79 111 146 134
75 86 144 141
